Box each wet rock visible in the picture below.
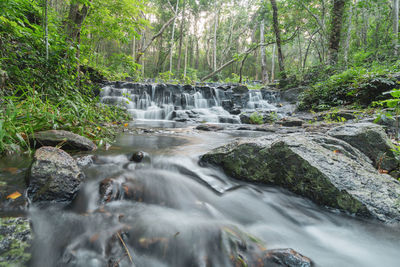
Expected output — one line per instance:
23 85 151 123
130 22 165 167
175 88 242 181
327 123 399 171
201 133 400 223
281 87 304 103
263 248 313 267
230 108 241 115
30 130 97 151
232 85 249 94
76 155 95 168
27 146 84 202
130 151 145 163
99 178 122 203
221 100 234 112
0 217 32 266
276 117 304 127
196 124 225 132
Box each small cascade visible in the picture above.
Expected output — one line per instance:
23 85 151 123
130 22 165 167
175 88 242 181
247 91 277 110
100 82 281 123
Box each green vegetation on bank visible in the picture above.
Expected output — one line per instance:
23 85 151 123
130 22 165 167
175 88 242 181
0 0 134 155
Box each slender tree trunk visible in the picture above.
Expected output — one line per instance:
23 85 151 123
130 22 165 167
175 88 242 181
44 0 49 60
270 0 286 78
213 6 219 72
169 0 179 74
344 2 354 66
184 35 188 79
177 0 186 74
394 0 399 55
297 31 302 70
271 43 276 82
260 19 269 84
132 37 136 63
328 0 348 65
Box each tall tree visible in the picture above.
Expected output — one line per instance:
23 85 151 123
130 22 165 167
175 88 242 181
270 0 286 78
328 0 348 64
260 19 269 84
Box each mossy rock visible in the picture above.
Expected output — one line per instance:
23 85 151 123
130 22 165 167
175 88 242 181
0 217 32 267
201 133 400 223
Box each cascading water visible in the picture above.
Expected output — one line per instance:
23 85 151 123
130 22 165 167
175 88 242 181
100 82 283 124
25 130 400 267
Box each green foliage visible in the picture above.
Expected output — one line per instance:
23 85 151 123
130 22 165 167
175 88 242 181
249 112 264 125
0 87 130 154
298 64 400 111
156 71 175 83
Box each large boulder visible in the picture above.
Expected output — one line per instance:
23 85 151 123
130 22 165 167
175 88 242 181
27 146 84 202
30 130 97 151
327 123 399 172
201 133 400 223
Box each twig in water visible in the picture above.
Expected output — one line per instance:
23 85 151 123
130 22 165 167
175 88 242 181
117 232 133 264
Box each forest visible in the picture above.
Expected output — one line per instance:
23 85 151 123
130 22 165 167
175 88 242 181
0 0 399 151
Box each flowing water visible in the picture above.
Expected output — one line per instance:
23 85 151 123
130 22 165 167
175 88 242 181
22 125 400 267
1 83 400 266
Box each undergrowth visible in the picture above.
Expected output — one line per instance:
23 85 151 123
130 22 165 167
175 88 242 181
0 87 130 155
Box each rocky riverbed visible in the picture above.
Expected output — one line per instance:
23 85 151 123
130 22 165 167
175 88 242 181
1 83 400 266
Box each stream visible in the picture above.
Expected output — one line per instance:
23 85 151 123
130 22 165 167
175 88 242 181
1 83 400 266
22 123 400 266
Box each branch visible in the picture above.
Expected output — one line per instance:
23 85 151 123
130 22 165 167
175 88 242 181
136 15 177 62
200 28 299 81
300 2 325 35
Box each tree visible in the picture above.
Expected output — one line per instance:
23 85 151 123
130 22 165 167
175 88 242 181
328 0 348 64
394 0 399 55
270 0 286 78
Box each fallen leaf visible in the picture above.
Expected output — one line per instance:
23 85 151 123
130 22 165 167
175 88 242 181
124 123 129 127
90 233 100 243
7 191 22 200
333 150 341 154
97 126 101 131
378 169 389 174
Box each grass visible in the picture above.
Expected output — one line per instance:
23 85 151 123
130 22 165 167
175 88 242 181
0 86 130 155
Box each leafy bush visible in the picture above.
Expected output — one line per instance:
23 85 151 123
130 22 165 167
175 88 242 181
298 65 400 111
249 112 264 125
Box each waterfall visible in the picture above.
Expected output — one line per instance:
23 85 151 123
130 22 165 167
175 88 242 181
100 83 280 123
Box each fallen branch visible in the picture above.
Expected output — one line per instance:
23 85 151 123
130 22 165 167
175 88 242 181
201 28 299 81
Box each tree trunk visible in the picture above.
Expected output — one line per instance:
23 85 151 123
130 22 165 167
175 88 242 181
64 1 91 42
184 35 188 79
328 0 348 65
213 6 219 72
260 19 269 84
271 43 276 82
44 0 49 60
344 2 354 66
270 0 286 78
177 0 186 74
169 0 179 74
394 0 399 55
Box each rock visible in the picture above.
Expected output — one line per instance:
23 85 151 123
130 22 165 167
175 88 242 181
281 87 304 103
76 155 95 168
130 151 145 162
262 248 313 267
240 113 252 124
201 133 400 223
327 123 399 171
0 217 32 266
196 124 225 131
27 146 84 202
30 130 97 151
232 85 249 94
99 178 121 203
316 110 358 122
277 117 304 127
221 100 234 112
230 108 241 115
